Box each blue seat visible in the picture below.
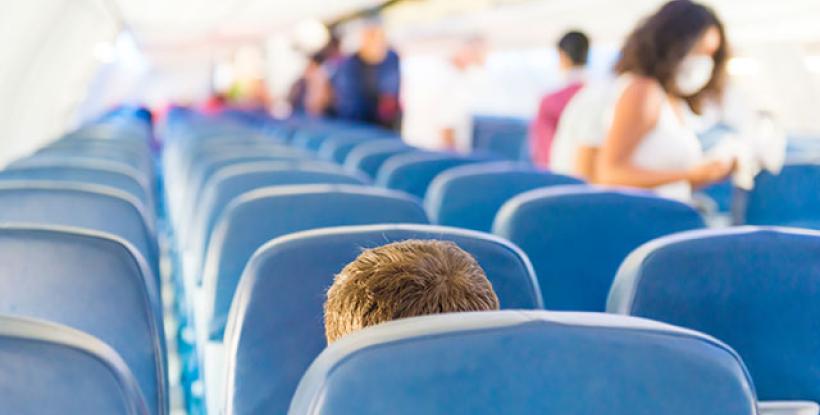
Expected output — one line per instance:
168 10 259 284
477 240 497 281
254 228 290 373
609 226 820 403
0 316 149 415
186 161 369 283
377 153 489 199
494 186 704 311
318 136 397 164
12 155 151 184
426 162 583 232
202 185 430 340
0 182 158 274
0 164 152 208
36 144 152 173
51 136 150 154
173 150 309 231
745 164 820 229
471 115 530 161
293 128 389 152
343 140 415 178
290 311 757 415
0 226 165 415
224 224 542 414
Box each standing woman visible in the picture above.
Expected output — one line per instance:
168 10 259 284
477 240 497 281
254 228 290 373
596 0 733 201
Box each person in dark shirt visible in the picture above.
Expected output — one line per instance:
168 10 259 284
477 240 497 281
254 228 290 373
332 17 401 130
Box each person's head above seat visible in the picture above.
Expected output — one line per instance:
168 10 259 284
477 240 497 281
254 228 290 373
615 0 728 113
452 35 488 70
557 30 590 72
357 14 389 64
324 239 500 343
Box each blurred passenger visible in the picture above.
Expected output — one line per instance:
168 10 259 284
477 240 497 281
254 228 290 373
287 55 315 115
202 92 227 115
549 78 617 181
324 240 499 343
332 17 402 130
434 36 487 153
288 53 334 117
529 31 589 168
596 0 733 201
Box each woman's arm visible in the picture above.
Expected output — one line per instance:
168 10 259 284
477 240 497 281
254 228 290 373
574 145 598 182
596 77 699 188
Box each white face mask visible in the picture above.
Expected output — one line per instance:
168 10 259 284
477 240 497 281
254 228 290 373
675 54 714 96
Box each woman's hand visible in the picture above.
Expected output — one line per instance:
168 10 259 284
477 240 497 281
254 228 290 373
687 159 734 188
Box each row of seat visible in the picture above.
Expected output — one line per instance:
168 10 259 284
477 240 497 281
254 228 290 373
0 107 167 414
160 110 819 414
3 106 816 414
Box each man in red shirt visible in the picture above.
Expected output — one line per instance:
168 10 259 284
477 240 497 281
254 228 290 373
530 31 590 168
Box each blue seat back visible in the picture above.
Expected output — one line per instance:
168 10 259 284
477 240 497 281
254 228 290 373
290 311 757 415
609 226 820 402
343 140 415 178
12 155 151 184
202 185 429 340
171 150 308 229
494 186 705 311
224 224 541 414
471 115 530 161
293 128 390 152
0 165 151 207
426 162 583 232
182 149 309 218
188 162 369 282
0 226 165 415
746 164 820 229
0 182 157 272
377 153 488 199
36 144 151 172
318 136 397 164
0 316 149 415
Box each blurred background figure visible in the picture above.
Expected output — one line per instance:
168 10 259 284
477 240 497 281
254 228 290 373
289 52 335 117
435 36 487 153
403 36 487 153
332 15 402 130
596 0 733 201
530 31 589 168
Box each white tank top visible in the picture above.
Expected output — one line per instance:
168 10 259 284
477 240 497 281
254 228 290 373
613 75 704 201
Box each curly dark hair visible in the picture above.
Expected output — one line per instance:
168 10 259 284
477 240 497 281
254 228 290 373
615 0 729 113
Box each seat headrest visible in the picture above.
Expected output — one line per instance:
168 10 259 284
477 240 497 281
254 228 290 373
290 310 757 415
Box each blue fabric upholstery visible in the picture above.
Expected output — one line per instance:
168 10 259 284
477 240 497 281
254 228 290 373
0 182 158 275
608 226 820 403
426 162 583 232
290 311 757 415
376 152 488 199
343 140 415 178
0 226 165 415
223 224 542 415
202 185 430 340
0 316 149 415
494 186 705 311
745 164 820 229
0 164 151 208
187 161 369 283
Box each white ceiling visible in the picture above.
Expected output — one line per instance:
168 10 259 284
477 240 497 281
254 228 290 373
101 0 820 60
112 0 382 51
